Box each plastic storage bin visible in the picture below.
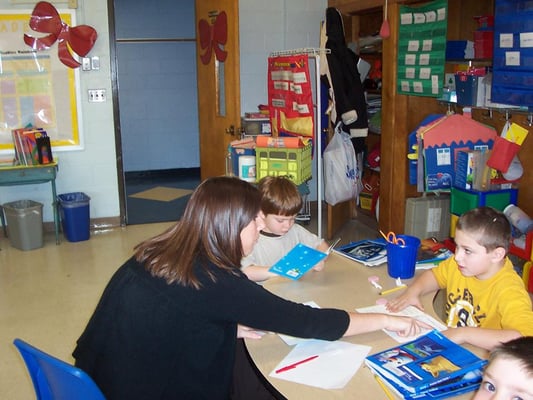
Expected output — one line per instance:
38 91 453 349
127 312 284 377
3 200 43 250
58 192 91 242
450 187 518 216
255 142 312 185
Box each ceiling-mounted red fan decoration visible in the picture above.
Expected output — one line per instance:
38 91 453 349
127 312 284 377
23 1 97 69
198 11 228 65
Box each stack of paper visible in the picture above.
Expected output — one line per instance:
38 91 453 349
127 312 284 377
355 304 447 343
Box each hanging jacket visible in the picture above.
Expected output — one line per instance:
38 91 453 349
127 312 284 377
323 7 368 140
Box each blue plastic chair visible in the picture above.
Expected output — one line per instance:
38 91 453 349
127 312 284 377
13 338 105 400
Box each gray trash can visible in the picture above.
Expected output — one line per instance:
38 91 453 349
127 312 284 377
2 200 44 250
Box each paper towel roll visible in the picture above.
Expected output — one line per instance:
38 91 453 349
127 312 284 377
238 155 256 182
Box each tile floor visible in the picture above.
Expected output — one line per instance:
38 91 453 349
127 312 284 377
0 205 378 399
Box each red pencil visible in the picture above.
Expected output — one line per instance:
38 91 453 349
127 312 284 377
275 355 319 374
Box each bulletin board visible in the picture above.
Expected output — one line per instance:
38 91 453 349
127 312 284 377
0 9 83 154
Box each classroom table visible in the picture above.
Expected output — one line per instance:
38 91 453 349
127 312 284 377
245 251 488 399
0 161 60 244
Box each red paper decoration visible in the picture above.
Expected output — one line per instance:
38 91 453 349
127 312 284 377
198 11 228 65
23 1 97 69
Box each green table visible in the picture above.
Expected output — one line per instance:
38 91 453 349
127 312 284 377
0 161 59 244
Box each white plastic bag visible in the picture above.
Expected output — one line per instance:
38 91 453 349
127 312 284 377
323 122 360 205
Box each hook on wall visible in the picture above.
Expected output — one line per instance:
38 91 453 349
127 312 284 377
504 110 511 121
482 109 493 120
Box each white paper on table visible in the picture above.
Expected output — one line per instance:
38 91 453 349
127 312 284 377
278 301 320 346
269 339 371 390
356 304 447 343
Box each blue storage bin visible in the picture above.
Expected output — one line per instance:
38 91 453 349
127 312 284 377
58 192 90 242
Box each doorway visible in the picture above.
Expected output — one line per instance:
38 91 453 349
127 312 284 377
108 0 200 225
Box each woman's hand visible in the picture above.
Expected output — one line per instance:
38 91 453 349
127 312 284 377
237 325 264 340
384 315 432 338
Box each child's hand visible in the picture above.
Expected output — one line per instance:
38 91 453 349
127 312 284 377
386 291 424 313
312 260 325 272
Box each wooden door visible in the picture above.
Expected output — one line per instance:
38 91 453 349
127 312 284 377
195 0 240 179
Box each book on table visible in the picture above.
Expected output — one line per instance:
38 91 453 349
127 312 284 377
365 330 487 398
416 238 453 268
268 243 327 280
333 238 387 266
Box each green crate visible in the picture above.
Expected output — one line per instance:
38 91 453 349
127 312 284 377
450 187 518 215
255 143 312 185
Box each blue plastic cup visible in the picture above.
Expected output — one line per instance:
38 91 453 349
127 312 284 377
386 235 421 279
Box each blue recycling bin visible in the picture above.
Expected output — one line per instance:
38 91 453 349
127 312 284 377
58 192 91 242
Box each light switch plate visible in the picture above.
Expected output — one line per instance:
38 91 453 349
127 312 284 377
88 89 106 103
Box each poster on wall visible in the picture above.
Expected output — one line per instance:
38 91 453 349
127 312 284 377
397 0 448 97
0 9 83 154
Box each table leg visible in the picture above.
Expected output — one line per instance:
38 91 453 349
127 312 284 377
51 180 60 245
0 205 6 238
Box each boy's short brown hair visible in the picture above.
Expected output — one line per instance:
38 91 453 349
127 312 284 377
456 206 511 252
257 176 302 216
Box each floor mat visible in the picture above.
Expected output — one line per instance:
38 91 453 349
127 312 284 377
129 186 193 202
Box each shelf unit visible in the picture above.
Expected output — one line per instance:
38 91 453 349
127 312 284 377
327 0 533 237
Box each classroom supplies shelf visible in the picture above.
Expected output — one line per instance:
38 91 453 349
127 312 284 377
327 0 533 236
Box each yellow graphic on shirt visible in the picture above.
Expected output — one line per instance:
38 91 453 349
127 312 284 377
447 299 478 327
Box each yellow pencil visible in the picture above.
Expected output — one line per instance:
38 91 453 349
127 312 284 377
379 285 407 296
374 374 395 400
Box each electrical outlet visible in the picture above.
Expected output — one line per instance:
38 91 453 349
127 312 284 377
82 57 91 71
88 89 106 103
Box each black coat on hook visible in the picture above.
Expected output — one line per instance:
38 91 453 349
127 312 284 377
323 7 368 152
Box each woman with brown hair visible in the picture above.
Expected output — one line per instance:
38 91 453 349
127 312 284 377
73 176 427 400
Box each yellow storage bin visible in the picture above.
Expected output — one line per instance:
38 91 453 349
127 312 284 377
450 213 459 237
255 143 312 185
359 193 373 211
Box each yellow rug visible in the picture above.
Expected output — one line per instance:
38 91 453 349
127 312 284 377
129 186 193 202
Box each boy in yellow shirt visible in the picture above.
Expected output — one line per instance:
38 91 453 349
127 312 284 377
387 206 533 351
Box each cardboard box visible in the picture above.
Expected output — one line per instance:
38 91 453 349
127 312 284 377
404 194 451 241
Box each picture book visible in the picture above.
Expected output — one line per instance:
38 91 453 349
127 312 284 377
416 238 453 267
365 330 487 396
374 367 484 400
11 127 52 166
333 239 387 266
268 243 327 280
